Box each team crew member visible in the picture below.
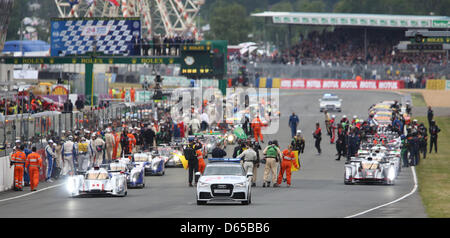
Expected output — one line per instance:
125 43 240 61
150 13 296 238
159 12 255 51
93 134 105 166
329 115 336 143
45 141 56 182
262 141 282 187
112 129 121 159
251 140 262 187
251 116 264 143
313 122 322 155
289 113 300 138
10 145 27 191
62 136 77 176
184 139 199 187
211 143 227 158
196 143 206 175
335 124 346 161
291 130 305 154
429 120 440 154
104 128 115 163
77 137 91 171
236 142 257 175
277 145 299 187
25 147 43 191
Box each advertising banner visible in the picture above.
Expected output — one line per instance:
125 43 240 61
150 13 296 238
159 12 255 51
50 17 141 57
274 78 403 90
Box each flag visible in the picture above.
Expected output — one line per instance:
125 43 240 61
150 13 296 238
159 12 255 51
291 151 300 172
108 0 120 6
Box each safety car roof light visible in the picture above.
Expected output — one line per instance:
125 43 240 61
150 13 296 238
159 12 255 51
208 158 241 163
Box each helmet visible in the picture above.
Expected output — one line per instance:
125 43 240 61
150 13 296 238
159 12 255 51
48 140 53 144
296 130 302 134
343 115 347 118
353 115 357 119
268 141 273 145
68 135 73 140
331 115 336 118
272 140 279 146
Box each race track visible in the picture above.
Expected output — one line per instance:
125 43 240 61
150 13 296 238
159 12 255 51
0 89 427 218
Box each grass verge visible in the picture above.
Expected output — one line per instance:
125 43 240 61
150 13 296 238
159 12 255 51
411 92 427 107
415 116 450 217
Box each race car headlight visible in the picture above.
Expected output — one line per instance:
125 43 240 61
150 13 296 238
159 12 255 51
198 182 209 187
66 179 75 193
227 135 235 143
234 182 246 188
388 168 396 181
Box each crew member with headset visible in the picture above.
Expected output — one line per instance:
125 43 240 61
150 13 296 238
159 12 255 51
184 138 198 187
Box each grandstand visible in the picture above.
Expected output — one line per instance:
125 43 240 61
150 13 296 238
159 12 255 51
248 12 450 83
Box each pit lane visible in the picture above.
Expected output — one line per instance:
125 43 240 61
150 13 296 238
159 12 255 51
0 89 427 218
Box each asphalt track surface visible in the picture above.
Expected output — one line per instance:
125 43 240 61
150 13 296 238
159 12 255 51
0 89 427 218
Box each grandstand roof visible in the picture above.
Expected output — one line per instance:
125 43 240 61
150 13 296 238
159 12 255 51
251 12 450 29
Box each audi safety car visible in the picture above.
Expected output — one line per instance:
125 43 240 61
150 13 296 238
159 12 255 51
196 158 252 205
319 93 342 112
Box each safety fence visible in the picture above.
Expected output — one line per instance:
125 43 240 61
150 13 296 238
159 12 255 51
245 63 450 81
255 78 405 90
0 146 47 192
0 102 156 156
0 100 158 192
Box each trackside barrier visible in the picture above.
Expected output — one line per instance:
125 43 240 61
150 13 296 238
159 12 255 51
426 79 446 90
0 150 48 192
0 155 14 192
277 79 404 90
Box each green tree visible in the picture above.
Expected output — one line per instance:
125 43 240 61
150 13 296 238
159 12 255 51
208 2 251 45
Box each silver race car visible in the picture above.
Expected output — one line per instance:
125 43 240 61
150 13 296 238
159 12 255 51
196 158 253 205
66 166 128 197
344 156 397 185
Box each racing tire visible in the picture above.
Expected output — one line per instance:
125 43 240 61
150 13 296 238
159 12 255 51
197 200 207 205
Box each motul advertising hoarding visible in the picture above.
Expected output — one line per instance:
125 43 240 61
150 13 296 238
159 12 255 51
280 79 403 90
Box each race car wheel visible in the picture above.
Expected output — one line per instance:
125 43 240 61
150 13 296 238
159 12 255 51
197 200 207 205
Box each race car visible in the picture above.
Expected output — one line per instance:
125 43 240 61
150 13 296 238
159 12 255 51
112 157 146 188
196 158 253 205
148 150 166 176
344 156 397 185
319 93 342 112
66 166 128 197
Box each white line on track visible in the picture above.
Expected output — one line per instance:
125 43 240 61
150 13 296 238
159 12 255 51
345 166 418 218
0 183 65 203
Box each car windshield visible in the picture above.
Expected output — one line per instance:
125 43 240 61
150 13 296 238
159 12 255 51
134 156 149 162
322 97 339 101
86 172 109 180
203 165 244 176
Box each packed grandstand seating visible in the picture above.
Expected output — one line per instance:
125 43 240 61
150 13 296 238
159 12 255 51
259 28 448 67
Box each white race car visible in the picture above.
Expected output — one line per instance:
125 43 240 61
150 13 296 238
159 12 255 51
344 156 397 185
196 158 253 205
66 166 128 197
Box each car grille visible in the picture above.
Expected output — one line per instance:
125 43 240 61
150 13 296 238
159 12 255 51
231 192 245 199
211 184 233 197
199 192 213 199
